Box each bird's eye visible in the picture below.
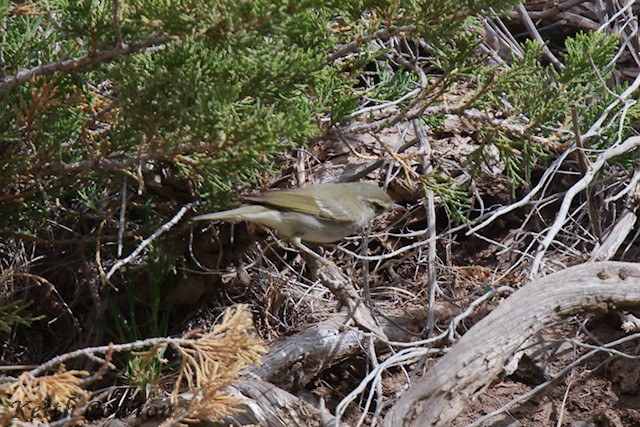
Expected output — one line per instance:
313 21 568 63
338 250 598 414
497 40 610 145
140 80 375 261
370 200 389 213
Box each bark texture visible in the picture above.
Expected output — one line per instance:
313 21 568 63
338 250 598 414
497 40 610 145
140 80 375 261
251 311 426 390
382 261 640 427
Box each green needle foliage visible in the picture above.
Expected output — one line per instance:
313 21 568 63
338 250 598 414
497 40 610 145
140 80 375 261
2 2 349 224
0 301 43 334
0 0 515 235
1 0 631 352
469 31 627 192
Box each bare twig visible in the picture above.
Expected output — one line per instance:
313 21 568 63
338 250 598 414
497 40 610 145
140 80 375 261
1 33 170 94
327 26 411 62
41 140 231 175
572 106 602 240
105 202 196 282
413 120 438 337
530 136 640 276
591 172 640 260
515 3 564 71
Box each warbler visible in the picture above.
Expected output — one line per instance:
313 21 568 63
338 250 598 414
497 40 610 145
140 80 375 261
191 182 393 254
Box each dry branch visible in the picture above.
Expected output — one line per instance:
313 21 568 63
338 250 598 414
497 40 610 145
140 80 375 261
227 377 349 427
0 33 170 94
382 261 640 427
591 173 640 261
313 260 390 340
159 311 426 426
530 137 640 275
250 311 425 390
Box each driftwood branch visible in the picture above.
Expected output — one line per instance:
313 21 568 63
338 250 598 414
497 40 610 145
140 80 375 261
163 311 425 426
382 261 640 427
215 377 349 427
250 311 425 390
306 258 390 340
146 377 348 427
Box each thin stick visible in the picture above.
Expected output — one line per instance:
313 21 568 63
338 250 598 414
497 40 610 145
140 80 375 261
530 136 640 276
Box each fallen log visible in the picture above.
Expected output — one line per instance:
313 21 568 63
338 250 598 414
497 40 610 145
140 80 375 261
383 261 640 427
251 310 426 390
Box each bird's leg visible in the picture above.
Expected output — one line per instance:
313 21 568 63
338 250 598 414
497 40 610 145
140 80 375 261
289 237 327 264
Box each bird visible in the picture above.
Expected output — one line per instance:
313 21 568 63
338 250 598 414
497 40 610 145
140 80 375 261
191 182 393 258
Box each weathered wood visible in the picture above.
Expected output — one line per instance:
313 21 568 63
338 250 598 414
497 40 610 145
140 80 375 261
591 179 640 261
251 311 426 390
382 261 640 427
175 312 424 427
153 377 348 427
314 259 389 340
224 377 348 427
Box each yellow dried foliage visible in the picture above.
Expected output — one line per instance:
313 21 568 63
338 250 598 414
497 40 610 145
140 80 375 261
0 306 264 425
168 305 267 423
0 368 89 425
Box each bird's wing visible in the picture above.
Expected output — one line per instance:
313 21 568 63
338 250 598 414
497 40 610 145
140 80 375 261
243 190 353 222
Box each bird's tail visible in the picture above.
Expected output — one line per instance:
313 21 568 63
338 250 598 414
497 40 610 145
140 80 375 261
191 205 269 222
